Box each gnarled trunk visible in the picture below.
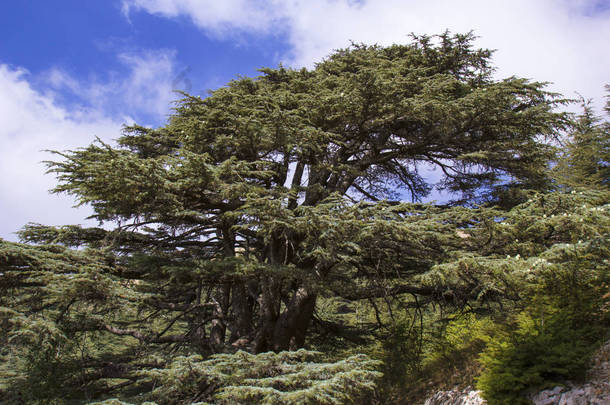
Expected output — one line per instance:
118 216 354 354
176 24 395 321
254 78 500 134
209 284 230 351
229 282 254 343
253 279 317 353
272 287 317 351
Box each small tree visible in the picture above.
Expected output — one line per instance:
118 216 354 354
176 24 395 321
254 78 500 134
553 91 610 189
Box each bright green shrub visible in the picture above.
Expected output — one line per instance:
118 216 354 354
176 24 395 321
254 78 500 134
429 314 498 361
477 309 594 405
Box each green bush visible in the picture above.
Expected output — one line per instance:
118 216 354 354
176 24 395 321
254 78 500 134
477 309 594 405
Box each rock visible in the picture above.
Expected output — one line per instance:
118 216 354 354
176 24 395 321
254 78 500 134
531 386 566 405
423 386 485 405
531 341 610 405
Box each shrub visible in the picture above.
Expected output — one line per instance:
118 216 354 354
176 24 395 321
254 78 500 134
476 308 594 404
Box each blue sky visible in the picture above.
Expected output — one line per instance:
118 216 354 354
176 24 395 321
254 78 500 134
0 1 290 124
1 0 609 240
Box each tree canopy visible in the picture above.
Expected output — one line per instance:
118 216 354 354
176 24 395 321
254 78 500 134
1 32 606 405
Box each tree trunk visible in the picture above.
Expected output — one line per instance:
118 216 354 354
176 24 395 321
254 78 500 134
254 278 281 353
252 236 318 352
209 284 230 351
272 287 317 351
229 282 253 343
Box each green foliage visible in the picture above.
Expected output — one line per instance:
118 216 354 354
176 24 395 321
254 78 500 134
3 190 607 404
553 94 610 190
93 350 381 405
422 189 609 306
378 317 424 388
0 241 126 403
426 314 498 364
477 310 596 405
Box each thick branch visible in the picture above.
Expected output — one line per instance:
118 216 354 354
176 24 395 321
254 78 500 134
103 324 187 344
336 284 436 301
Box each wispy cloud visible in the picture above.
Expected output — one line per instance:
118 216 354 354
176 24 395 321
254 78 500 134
44 49 178 124
122 0 283 36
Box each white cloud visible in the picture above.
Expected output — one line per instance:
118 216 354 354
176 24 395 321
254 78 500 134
0 50 179 241
123 0 610 108
117 50 178 119
0 65 119 240
122 0 283 35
